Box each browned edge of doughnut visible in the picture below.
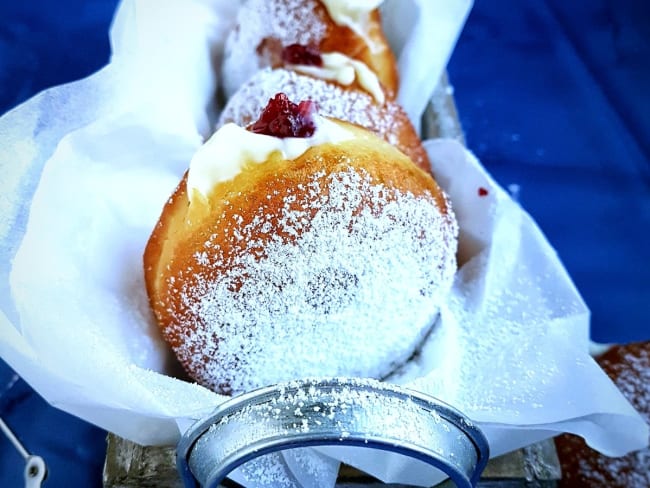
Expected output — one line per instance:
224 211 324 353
554 341 650 487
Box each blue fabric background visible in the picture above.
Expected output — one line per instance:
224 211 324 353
1 0 648 486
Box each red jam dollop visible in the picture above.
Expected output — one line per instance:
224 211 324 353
282 43 323 67
249 93 318 138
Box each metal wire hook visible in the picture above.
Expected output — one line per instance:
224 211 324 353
0 417 47 488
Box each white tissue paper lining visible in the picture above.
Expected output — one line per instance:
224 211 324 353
0 0 647 487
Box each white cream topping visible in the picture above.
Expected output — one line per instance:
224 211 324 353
290 52 385 104
320 0 384 52
187 116 353 201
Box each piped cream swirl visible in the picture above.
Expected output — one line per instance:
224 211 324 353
187 117 353 201
289 52 385 104
320 0 384 52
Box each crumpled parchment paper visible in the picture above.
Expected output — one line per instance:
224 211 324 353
0 0 647 486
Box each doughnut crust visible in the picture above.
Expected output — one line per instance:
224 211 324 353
554 342 650 487
144 121 457 395
222 0 398 100
219 69 431 173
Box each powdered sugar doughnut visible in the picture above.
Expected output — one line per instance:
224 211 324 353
222 0 398 100
144 115 457 395
219 68 431 173
555 342 650 487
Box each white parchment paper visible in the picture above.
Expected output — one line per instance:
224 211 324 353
0 0 647 486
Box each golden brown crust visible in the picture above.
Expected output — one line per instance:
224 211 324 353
554 342 650 487
315 4 399 98
144 122 455 394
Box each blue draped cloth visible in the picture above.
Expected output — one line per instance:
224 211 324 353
1 0 648 485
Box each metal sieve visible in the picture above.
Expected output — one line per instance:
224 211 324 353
177 378 489 488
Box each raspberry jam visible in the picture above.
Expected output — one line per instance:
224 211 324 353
282 43 323 67
249 93 318 138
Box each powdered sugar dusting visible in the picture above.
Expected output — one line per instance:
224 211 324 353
219 68 403 151
222 0 328 98
192 378 454 486
581 345 650 487
167 168 457 395
606 347 650 422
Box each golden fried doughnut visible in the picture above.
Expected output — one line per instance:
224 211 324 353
144 115 457 395
222 0 398 100
555 341 650 487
